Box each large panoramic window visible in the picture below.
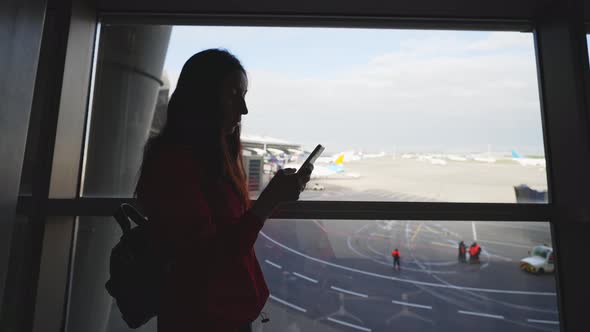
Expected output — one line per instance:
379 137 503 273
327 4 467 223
166 27 547 204
68 23 557 332
81 25 548 203
65 216 560 332
253 219 558 332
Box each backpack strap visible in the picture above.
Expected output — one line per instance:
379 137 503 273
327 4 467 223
114 203 148 235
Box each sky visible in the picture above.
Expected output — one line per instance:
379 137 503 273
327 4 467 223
162 26 545 155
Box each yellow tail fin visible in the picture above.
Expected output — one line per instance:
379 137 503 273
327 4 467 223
334 154 345 165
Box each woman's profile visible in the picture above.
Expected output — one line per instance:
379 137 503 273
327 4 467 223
135 49 313 332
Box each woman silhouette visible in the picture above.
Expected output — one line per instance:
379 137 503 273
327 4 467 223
136 49 312 332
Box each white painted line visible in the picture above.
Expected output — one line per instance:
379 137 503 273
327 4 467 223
423 224 441 234
458 310 504 320
293 272 318 283
369 232 391 239
392 300 432 310
527 319 559 325
327 317 371 332
330 286 368 298
479 239 532 249
472 222 478 241
411 223 423 242
431 241 457 249
482 249 513 262
438 226 461 238
366 242 386 258
259 232 557 296
265 259 282 269
269 294 307 313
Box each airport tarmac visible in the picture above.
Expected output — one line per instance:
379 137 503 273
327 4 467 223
302 156 548 203
253 156 557 332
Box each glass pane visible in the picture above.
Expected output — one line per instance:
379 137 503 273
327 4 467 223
81 24 172 198
65 217 559 331
66 216 157 332
165 27 547 203
82 24 547 203
255 220 559 331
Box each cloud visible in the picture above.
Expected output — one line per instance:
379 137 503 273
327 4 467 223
165 31 544 153
246 52 539 116
467 32 532 52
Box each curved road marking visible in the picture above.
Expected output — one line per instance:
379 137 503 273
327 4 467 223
327 317 371 332
479 239 532 249
366 226 458 267
431 241 456 249
260 231 556 296
350 234 457 275
411 223 423 242
423 224 441 234
364 236 459 274
526 319 559 325
392 300 432 310
366 240 388 258
458 310 504 320
269 294 307 313
481 249 513 262
330 286 368 298
293 272 318 283
369 232 391 238
265 259 282 269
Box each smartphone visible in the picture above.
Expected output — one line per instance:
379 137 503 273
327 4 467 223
297 144 325 174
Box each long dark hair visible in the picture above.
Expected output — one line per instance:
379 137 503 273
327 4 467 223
137 49 250 208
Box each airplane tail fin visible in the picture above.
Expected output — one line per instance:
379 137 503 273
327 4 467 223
511 150 521 159
334 154 345 165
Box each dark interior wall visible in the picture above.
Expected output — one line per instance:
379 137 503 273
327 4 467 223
0 0 47 323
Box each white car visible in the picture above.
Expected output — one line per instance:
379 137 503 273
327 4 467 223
311 183 325 191
520 245 555 274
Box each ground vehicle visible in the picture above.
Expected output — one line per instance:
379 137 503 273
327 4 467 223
312 183 325 191
520 245 555 274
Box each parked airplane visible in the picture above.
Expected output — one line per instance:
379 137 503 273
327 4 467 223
471 144 497 163
285 153 360 179
472 155 496 163
446 154 468 162
361 151 386 159
418 154 448 165
511 150 546 167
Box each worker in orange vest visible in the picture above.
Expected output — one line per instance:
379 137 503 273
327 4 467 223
391 248 401 271
469 242 481 263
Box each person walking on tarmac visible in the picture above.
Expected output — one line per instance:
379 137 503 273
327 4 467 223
458 241 467 263
469 242 482 264
391 248 401 271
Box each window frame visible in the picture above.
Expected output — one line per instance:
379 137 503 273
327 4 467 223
21 10 590 332
68 14 552 222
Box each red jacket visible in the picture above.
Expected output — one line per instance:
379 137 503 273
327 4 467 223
391 250 400 258
136 145 269 331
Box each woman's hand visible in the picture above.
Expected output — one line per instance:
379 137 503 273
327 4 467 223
250 165 314 220
266 165 313 202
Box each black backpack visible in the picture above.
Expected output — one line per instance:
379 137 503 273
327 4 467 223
105 203 171 328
